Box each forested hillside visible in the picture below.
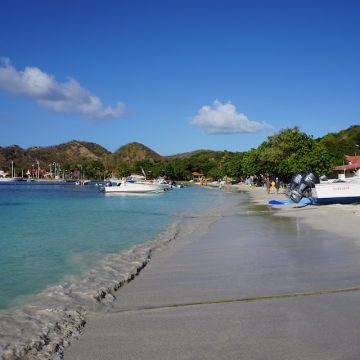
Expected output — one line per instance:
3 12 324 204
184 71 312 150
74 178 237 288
0 125 358 180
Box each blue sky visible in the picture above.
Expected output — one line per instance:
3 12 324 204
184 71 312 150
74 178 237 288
0 0 359 155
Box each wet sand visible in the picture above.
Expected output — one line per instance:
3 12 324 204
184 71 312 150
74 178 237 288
64 187 360 360
239 183 360 240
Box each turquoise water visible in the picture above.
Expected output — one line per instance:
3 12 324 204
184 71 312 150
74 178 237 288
0 183 222 310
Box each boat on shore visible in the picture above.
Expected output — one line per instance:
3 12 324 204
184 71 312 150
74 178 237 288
99 180 164 194
268 198 312 208
286 172 360 205
311 181 360 204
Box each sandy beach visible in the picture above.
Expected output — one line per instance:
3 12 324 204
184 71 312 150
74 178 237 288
64 186 360 360
239 184 360 240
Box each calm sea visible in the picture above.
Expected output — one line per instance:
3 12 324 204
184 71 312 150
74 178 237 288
0 182 224 310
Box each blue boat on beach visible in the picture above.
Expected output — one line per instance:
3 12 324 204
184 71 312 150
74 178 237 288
268 197 312 208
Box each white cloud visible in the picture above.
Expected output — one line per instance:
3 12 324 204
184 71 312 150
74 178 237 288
0 58 127 120
190 99 272 134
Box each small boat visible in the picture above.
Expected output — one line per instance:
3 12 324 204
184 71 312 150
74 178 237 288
0 176 17 182
154 177 172 190
268 198 312 208
0 169 17 182
99 180 164 194
75 180 91 186
311 181 360 204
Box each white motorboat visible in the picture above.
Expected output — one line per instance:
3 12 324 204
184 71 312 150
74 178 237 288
0 177 17 182
0 163 17 182
288 172 360 205
153 177 172 190
100 180 164 194
311 181 360 204
128 177 172 191
0 171 17 182
75 180 91 186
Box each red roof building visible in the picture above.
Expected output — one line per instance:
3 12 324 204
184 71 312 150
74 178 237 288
333 155 360 171
333 155 360 179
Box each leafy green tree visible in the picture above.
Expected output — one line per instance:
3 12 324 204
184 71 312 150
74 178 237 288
221 152 245 179
83 160 105 179
241 148 263 177
257 127 333 180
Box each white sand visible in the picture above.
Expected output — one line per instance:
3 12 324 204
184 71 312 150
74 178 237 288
64 186 360 360
236 183 360 241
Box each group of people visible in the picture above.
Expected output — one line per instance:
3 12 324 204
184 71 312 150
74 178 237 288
264 176 282 194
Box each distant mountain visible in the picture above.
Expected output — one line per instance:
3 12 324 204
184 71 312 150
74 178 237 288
112 142 164 164
166 149 213 159
29 141 111 164
0 141 111 170
0 145 34 169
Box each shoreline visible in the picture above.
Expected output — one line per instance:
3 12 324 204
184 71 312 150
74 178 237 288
3 184 360 359
234 183 360 241
64 185 360 360
0 195 225 360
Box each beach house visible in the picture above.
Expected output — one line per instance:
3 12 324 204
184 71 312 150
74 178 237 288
191 172 204 182
333 155 360 179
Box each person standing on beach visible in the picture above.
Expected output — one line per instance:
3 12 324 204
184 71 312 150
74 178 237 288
275 177 280 194
271 179 275 193
265 176 271 194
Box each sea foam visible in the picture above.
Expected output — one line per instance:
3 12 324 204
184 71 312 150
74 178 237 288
0 204 222 360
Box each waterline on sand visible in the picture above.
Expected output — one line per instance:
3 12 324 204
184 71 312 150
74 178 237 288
0 204 224 360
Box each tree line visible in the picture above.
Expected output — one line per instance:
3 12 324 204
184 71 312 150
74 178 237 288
110 127 353 182
3 126 358 181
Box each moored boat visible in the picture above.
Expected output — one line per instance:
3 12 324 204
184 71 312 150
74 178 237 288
75 180 91 186
0 169 17 182
0 177 17 182
99 180 164 194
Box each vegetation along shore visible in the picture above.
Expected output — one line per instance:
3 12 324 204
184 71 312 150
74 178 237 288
1 125 359 181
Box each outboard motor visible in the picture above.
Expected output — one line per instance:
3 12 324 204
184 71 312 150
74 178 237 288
290 172 319 203
301 172 320 188
289 187 303 203
290 173 303 189
286 172 303 197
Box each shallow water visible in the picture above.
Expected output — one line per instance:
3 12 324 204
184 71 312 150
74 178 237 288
0 183 224 310
0 183 235 359
2 184 360 359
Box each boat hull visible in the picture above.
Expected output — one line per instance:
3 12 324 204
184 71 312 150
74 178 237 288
0 177 17 182
312 182 360 204
101 182 164 194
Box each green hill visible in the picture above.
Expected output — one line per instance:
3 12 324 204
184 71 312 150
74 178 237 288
319 125 360 154
111 142 164 165
0 141 111 171
1 124 359 178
